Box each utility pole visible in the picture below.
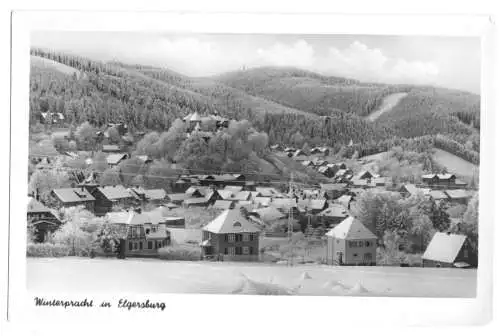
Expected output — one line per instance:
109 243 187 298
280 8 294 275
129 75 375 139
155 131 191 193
287 173 295 266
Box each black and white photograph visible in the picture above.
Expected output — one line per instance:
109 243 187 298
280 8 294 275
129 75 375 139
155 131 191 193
4 8 497 332
25 30 483 297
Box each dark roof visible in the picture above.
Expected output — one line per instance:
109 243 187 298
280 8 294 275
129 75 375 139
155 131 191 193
52 188 95 203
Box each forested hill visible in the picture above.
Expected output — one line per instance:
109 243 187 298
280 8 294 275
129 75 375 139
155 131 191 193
29 49 480 155
215 67 481 135
29 48 386 147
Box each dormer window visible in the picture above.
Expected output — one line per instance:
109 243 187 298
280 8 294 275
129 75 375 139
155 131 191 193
233 221 242 228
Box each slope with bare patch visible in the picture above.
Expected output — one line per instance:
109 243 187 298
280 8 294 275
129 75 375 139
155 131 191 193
432 149 478 179
365 92 408 121
31 55 82 78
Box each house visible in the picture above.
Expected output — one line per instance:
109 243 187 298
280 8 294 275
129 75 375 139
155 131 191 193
106 209 171 257
40 112 65 125
325 216 377 266
200 209 261 261
231 191 252 202
317 204 349 227
144 189 167 203
350 179 369 188
445 189 472 204
51 187 96 212
255 187 280 197
102 145 121 153
270 198 299 215
317 166 335 178
320 183 348 200
422 232 477 268
224 185 243 193
136 155 153 164
253 197 272 207
106 153 129 167
213 200 237 210
335 195 353 209
185 186 207 198
422 173 457 187
203 189 223 205
298 199 328 214
183 198 210 207
183 189 222 207
293 149 307 158
27 197 62 242
92 185 134 216
250 206 286 224
428 190 449 202
399 184 430 197
355 170 378 180
217 189 235 200
167 193 191 205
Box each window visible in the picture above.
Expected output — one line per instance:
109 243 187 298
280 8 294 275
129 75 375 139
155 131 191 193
249 246 253 255
363 253 372 261
224 247 228 255
242 246 249 255
129 242 133 251
464 249 469 258
243 233 250 242
148 241 153 249
358 241 364 247
139 242 143 250
236 234 242 242
228 234 235 242
136 227 141 237
224 234 228 242
145 229 150 235
365 241 370 247
151 226 157 233
228 247 235 256
249 233 254 241
236 246 242 255
134 243 138 250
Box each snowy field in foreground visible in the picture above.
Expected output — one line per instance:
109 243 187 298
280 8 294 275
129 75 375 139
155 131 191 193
27 258 477 297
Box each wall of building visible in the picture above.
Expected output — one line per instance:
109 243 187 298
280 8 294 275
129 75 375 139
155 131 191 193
206 232 260 261
326 237 346 265
343 239 377 265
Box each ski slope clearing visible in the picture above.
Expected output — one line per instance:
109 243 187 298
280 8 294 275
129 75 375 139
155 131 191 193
366 92 408 122
27 258 476 298
31 55 82 77
432 149 478 179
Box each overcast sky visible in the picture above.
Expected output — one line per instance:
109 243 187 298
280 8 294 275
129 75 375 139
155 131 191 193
31 32 481 94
